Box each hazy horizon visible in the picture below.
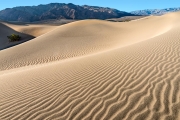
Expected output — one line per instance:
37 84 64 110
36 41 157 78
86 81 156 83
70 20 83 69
1 0 180 12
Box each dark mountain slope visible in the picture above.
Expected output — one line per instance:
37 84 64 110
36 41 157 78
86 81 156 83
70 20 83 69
0 3 135 22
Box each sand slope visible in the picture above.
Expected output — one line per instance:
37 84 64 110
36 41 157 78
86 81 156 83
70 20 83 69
0 14 174 70
0 21 60 50
0 23 35 50
0 12 180 120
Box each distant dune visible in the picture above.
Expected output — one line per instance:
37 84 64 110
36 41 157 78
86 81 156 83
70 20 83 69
0 12 180 120
0 23 52 50
106 16 146 22
0 19 75 50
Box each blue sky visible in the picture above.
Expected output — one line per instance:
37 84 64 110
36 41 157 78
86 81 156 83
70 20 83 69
1 0 180 12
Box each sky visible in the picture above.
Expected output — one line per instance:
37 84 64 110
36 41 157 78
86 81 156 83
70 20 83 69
1 0 180 12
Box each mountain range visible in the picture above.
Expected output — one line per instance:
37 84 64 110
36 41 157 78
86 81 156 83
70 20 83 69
0 3 180 22
0 3 135 22
131 8 180 15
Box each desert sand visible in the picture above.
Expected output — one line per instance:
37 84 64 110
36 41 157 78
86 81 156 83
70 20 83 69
0 22 60 50
0 12 180 120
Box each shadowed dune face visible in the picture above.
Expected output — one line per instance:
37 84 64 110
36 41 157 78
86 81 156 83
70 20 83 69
0 23 35 50
0 20 74 50
0 12 180 120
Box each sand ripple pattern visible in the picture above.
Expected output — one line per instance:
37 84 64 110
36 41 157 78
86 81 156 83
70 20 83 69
0 13 180 120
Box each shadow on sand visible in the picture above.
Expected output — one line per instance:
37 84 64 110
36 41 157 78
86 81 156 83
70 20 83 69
0 23 35 50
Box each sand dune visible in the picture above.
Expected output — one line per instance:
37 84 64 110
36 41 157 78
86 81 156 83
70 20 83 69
0 23 35 50
0 21 61 50
0 14 174 70
3 22 59 37
0 12 180 120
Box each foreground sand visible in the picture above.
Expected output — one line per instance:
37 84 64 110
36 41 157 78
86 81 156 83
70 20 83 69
0 12 180 120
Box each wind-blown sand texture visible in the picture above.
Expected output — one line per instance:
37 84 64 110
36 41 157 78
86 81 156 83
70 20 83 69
0 12 180 120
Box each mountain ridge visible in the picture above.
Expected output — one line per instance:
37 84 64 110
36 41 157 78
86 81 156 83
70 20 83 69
0 3 135 22
131 7 180 15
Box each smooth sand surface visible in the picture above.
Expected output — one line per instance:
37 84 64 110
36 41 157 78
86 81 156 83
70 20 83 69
0 12 180 120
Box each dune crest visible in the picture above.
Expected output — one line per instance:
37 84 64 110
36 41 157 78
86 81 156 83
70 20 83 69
0 13 176 71
0 12 180 120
